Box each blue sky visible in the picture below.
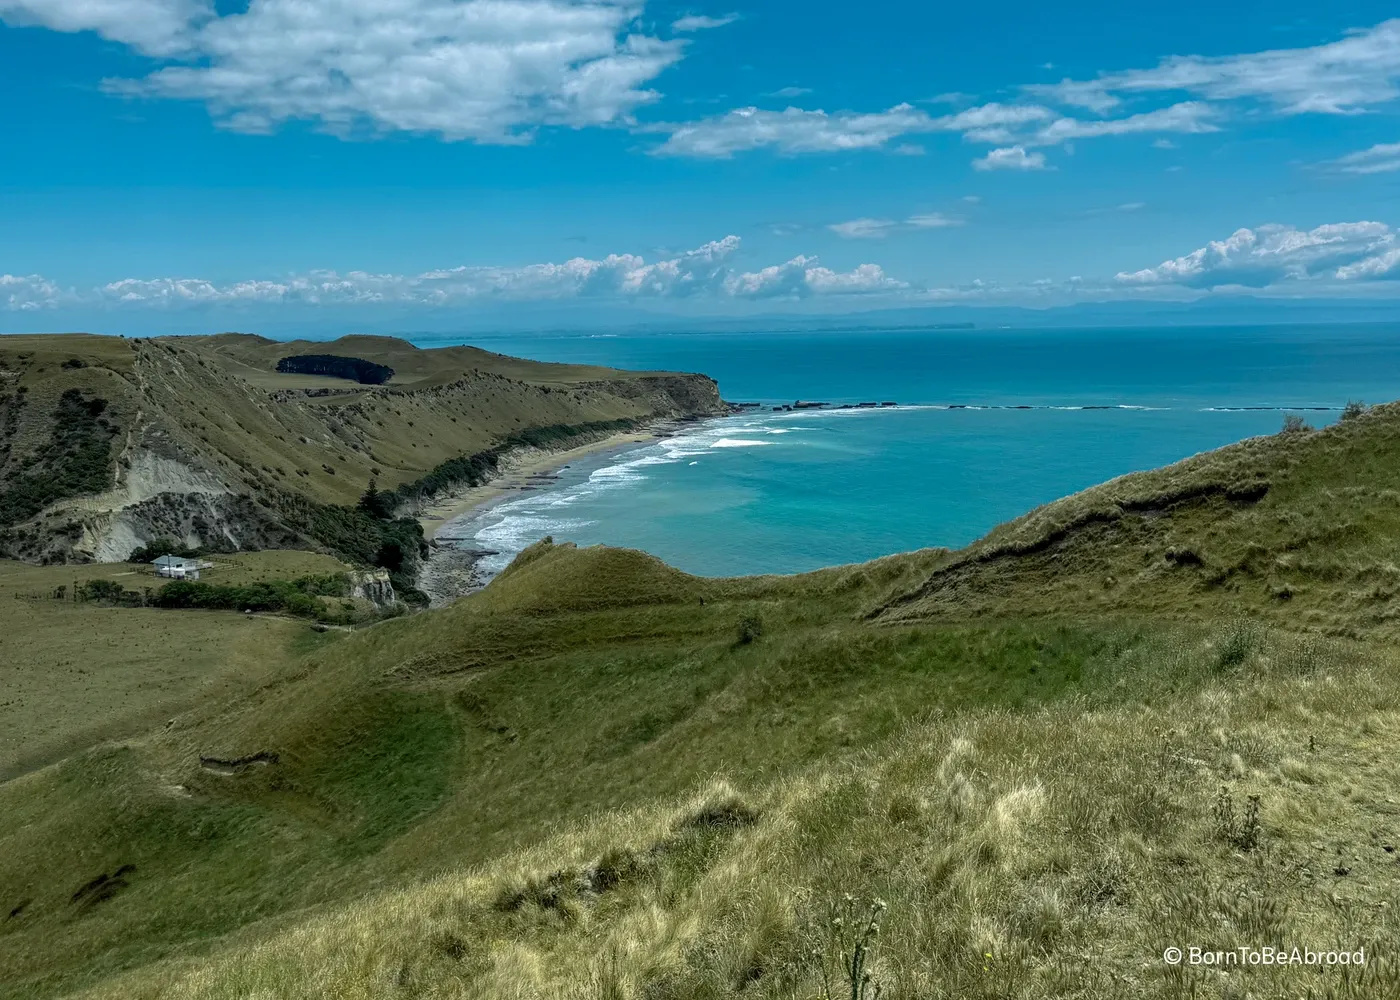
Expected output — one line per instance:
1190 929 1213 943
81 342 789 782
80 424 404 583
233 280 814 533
6 0 1400 333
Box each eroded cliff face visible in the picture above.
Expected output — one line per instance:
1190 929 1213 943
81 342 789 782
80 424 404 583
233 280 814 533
347 568 396 607
0 334 728 564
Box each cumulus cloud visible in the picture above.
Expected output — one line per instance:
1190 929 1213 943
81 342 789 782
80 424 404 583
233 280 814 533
1332 141 1400 175
0 0 208 55
1028 19 1400 116
1 274 64 311
973 146 1045 171
9 0 686 141
1116 222 1398 288
8 236 906 311
670 12 735 31
724 257 904 297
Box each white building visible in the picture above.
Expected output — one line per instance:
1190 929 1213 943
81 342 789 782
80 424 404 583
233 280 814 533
152 555 201 580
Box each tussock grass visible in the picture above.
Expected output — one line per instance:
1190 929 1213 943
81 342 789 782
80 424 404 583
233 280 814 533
55 624 1400 1000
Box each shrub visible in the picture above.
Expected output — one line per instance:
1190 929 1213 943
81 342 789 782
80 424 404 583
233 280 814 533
1214 619 1260 672
1212 786 1262 851
1341 400 1367 421
815 896 887 1000
737 612 765 645
1280 413 1310 434
78 578 136 604
151 575 349 618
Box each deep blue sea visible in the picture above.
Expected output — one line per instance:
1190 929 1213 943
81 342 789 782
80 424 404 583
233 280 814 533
422 325 1400 578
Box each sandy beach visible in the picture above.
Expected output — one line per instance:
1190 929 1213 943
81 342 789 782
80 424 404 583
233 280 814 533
413 420 701 604
415 424 678 538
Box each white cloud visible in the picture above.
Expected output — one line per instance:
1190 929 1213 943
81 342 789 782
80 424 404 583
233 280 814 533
1336 249 1400 280
1 274 64 311
20 236 905 309
1152 138 1176 149
652 103 934 157
828 212 962 238
906 212 960 228
828 218 897 239
724 257 905 297
1032 101 1218 143
1116 221 1398 288
1332 141 1400 174
652 92 1218 159
1028 19 1400 116
973 145 1046 171
53 0 686 141
1118 202 1145 212
671 12 735 31
0 0 208 55
805 263 905 294
769 86 811 98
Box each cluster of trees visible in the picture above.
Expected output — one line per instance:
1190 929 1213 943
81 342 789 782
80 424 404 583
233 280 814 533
76 573 356 621
127 537 205 563
153 575 348 616
0 390 115 528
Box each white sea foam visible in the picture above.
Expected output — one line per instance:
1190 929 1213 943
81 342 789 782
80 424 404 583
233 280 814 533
711 438 772 448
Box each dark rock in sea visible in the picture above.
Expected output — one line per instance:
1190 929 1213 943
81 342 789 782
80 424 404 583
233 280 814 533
1012 405 1033 410
948 404 967 409
880 401 896 407
793 401 828 409
772 406 784 411
857 402 877 408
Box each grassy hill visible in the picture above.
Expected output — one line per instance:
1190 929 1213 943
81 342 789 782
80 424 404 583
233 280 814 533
0 333 725 565
4 404 1400 998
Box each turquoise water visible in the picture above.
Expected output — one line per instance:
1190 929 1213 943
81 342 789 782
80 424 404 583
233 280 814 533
429 325 1400 578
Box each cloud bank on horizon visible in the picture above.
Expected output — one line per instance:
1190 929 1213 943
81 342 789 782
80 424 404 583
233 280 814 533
13 222 1400 318
1 236 907 312
6 0 1400 324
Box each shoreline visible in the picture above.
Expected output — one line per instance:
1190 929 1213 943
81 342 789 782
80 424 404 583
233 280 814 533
414 417 710 605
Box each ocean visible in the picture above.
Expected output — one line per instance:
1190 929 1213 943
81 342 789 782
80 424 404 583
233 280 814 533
423 324 1400 579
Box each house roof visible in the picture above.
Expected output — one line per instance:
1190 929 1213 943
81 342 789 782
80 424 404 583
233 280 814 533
152 555 198 567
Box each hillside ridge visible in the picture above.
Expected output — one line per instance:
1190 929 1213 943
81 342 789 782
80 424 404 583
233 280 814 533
0 333 726 566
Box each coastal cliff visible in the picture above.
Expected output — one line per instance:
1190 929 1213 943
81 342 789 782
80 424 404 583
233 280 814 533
0 333 727 565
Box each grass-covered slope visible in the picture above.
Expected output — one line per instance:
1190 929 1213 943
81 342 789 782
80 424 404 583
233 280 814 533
0 333 726 564
876 403 1400 637
5 411 1400 999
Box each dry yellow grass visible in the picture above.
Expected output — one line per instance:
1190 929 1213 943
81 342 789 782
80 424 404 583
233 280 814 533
0 557 328 781
61 626 1400 1000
